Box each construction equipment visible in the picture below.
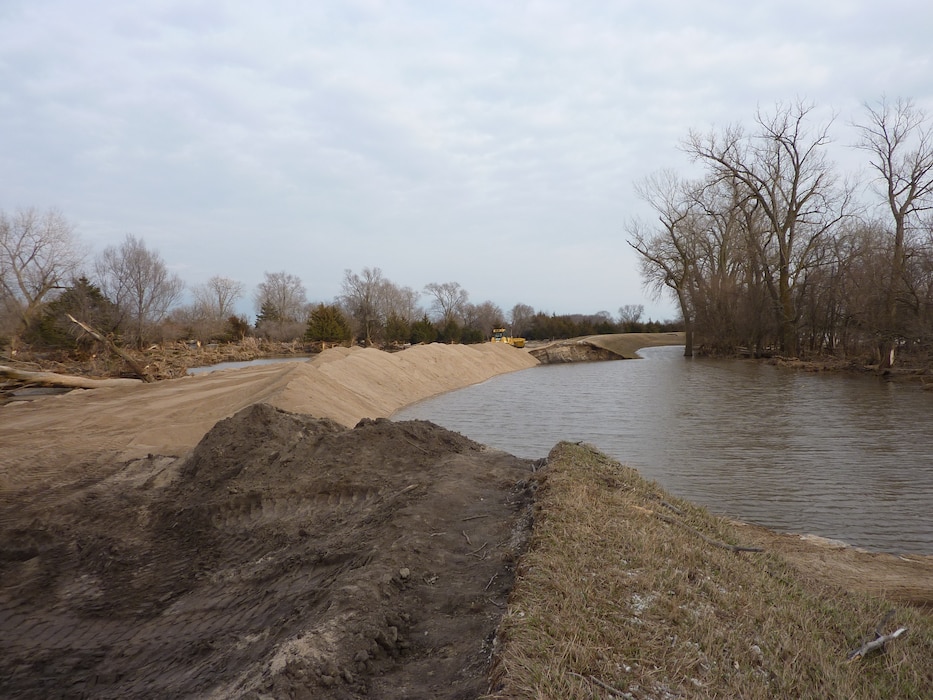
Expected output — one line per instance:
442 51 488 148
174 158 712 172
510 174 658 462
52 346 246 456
491 328 526 348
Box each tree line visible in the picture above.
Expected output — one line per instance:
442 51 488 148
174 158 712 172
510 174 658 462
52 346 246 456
0 219 676 353
629 98 933 368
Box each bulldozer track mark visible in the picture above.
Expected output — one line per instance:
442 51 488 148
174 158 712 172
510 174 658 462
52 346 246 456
0 402 538 698
207 488 382 529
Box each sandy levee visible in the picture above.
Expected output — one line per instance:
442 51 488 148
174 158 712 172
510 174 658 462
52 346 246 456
0 343 538 494
2 336 932 699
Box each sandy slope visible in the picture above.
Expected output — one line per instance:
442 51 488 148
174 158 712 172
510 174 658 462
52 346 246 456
0 343 538 493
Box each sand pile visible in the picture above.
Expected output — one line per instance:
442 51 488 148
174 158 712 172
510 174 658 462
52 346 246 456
0 343 540 697
273 343 539 425
0 343 538 493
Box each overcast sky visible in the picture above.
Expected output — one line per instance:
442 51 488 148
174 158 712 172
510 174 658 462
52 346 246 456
3 1 932 322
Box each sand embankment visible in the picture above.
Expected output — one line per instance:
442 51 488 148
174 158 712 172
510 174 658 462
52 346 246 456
0 343 538 493
530 331 684 363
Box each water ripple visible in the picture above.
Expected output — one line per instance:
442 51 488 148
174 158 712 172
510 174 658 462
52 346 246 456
395 346 933 554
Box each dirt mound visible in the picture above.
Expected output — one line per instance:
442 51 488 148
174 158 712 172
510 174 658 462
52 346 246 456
0 343 538 494
529 332 685 363
0 404 537 698
529 340 624 363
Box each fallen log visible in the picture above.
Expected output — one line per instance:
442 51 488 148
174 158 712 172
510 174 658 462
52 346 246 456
66 314 152 382
0 365 143 390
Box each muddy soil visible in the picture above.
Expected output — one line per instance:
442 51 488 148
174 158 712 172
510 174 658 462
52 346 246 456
0 404 538 698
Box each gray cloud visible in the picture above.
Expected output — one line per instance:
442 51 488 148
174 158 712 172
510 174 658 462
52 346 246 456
3 0 933 319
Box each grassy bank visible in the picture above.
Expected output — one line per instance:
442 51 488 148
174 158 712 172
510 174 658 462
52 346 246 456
487 443 933 699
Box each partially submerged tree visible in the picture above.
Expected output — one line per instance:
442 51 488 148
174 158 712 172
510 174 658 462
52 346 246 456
854 97 933 367
627 170 699 356
684 101 849 355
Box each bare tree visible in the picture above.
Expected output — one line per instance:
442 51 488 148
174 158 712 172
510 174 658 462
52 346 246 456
463 300 504 338
508 303 535 337
381 283 421 327
628 170 700 356
854 97 933 367
194 275 245 321
685 101 848 354
254 271 306 322
175 276 247 341
0 207 84 350
686 175 773 353
424 281 469 326
340 267 388 345
96 234 184 347
379 281 422 345
618 304 644 329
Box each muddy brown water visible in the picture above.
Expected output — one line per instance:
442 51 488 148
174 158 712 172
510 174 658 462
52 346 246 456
395 345 933 555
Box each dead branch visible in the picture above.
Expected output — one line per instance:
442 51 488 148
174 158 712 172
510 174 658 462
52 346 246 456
66 314 152 382
629 504 763 553
847 627 907 661
467 542 488 559
568 671 632 697
655 513 764 553
847 610 908 661
660 500 684 515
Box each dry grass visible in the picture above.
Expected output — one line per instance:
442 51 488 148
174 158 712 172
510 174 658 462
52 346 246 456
486 443 933 699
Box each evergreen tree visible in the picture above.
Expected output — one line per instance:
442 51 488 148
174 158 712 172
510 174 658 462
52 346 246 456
26 276 119 349
437 318 462 344
409 314 438 344
385 312 410 345
304 303 351 343
255 301 282 327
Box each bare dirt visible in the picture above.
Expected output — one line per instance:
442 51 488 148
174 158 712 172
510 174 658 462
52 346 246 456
2 338 931 698
529 331 685 363
0 343 540 698
1 404 538 698
0 343 538 493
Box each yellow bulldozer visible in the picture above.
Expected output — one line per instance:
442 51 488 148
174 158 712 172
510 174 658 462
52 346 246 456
491 328 525 348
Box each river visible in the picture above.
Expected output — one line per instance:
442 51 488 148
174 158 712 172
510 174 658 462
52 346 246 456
394 345 933 554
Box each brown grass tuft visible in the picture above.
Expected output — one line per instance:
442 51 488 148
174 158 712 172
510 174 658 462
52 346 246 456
486 442 933 699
